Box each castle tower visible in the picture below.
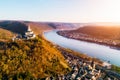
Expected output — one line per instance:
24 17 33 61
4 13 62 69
28 25 31 31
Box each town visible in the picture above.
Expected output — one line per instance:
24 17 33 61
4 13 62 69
44 47 120 80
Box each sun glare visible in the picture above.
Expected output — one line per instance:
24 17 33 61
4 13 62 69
94 0 120 22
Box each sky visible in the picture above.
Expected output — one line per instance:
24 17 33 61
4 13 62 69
0 0 120 23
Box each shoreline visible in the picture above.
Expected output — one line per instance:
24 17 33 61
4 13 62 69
43 30 111 66
43 30 120 79
57 31 120 50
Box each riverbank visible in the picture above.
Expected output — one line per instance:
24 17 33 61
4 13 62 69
57 31 120 50
43 30 120 79
43 35 120 79
57 47 120 79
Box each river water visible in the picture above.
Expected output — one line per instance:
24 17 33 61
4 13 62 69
44 30 120 66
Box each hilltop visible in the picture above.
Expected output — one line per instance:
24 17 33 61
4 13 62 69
0 20 75 79
0 20 80 79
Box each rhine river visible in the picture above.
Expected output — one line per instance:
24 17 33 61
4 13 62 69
44 30 120 66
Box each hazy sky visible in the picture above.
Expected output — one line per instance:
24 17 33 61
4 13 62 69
0 0 120 23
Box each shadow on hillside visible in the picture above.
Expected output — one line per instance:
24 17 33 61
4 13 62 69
0 21 28 35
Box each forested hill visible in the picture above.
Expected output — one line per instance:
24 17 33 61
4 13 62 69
0 21 28 35
70 26 120 40
0 20 73 79
0 37 70 79
0 20 80 35
57 26 120 47
0 28 14 41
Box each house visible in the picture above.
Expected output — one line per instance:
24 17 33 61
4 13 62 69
103 61 111 69
12 34 22 41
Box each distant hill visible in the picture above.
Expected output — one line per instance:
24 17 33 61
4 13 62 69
24 22 53 34
24 22 81 34
71 26 120 40
0 20 80 36
0 21 28 35
46 22 80 29
57 26 120 47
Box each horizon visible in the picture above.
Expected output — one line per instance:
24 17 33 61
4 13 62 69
1 20 120 26
1 0 120 23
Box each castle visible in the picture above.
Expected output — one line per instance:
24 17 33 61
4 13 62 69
24 25 36 39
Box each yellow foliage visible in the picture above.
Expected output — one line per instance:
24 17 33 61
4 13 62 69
0 37 70 79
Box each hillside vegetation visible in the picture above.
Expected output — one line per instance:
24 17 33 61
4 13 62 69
0 21 28 35
72 26 120 40
0 21 54 35
0 37 70 79
0 20 80 35
0 28 14 41
0 21 120 79
0 20 74 79
58 26 120 47
0 21 54 41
